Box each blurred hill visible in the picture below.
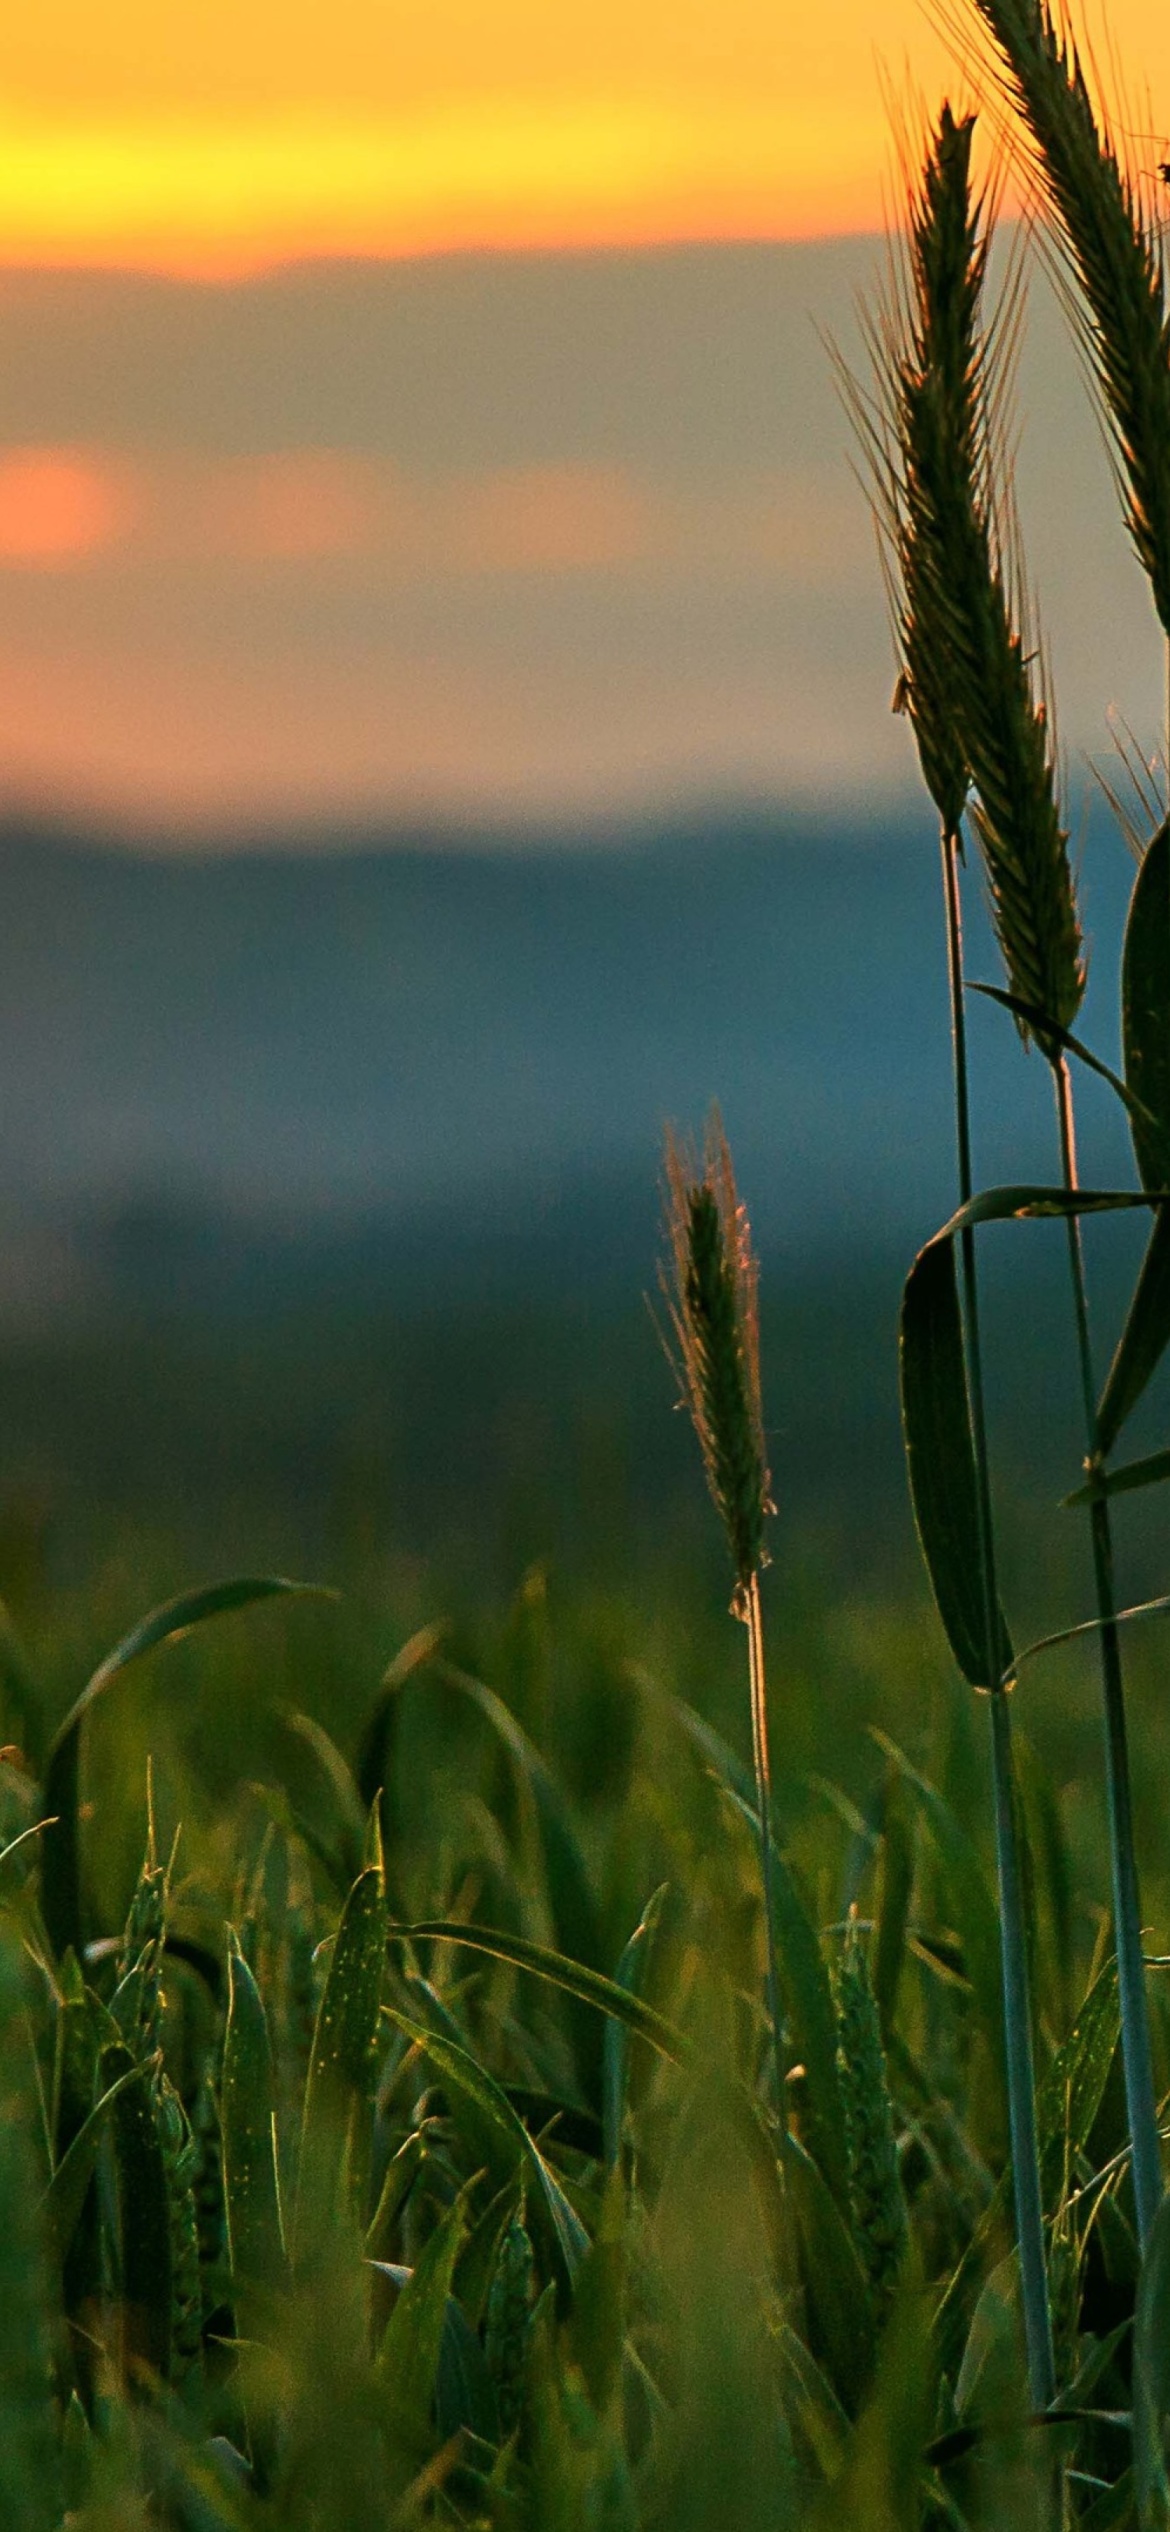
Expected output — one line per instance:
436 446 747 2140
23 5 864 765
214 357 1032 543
0 811 1151 1603
0 804 1139 1292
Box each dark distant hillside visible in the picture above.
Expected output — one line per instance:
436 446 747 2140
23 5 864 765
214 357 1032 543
0 806 1138 1314
0 809 1150 1594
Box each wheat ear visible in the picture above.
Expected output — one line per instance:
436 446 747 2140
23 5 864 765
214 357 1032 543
971 0 1170 644
861 103 1057 2407
662 1115 780 2108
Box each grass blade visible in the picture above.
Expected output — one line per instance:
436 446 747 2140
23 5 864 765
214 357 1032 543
603 1883 671 2166
871 1732 1004 2084
1036 1959 1119 2209
41 2052 154 2265
1064 1445 1170 1508
1012 1593 1170 1674
385 2013 588 2305
1096 1206 1170 1456
393 1917 685 2065
675 1700 850 2197
105 2038 172 2382
970 981 1153 1127
222 1936 288 2326
295 1863 387 2267
784 2132 875 2412
900 1235 1013 1689
374 2187 471 2457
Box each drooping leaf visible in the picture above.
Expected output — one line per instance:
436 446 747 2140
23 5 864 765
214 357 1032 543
295 1864 387 2266
445 1661 602 1964
936 1186 1159 1233
971 981 1153 1127
1076 2467 1135 2531
355 1622 448 1833
1096 1205 1170 1457
899 1237 1012 1690
1012 1594 1170 1677
393 1917 684 2066
276 1709 366 1885
365 2131 426 2265
0 1818 55 1883
41 1577 331 1960
1065 1445 1170 1507
221 1937 288 2329
383 1650 605 2101
1123 818 1170 1195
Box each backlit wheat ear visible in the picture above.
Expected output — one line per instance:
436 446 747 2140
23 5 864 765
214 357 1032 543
971 0 1170 639
890 101 987 838
894 113 1083 1047
662 1114 781 2113
854 102 1084 1048
859 101 1057 2409
662 1113 772 1612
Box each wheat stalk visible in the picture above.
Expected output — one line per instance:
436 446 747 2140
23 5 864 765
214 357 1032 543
884 68 1162 2253
857 102 1057 2408
662 1114 781 2109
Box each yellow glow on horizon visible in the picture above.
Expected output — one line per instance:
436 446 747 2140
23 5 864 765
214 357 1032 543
0 1 1165 270
0 98 888 274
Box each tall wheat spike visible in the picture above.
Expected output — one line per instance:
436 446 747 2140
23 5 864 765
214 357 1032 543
891 65 1162 2251
905 359 1082 1041
662 1115 781 2109
969 0 1170 643
888 102 986 839
662 1115 771 1611
857 102 1056 2408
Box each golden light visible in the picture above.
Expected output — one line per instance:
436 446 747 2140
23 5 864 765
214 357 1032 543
0 0 1161 271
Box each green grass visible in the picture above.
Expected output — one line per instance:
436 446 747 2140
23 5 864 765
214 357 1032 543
0 1528 1166 2529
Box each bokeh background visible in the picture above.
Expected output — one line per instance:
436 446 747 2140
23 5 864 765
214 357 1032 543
0 0 1167 1641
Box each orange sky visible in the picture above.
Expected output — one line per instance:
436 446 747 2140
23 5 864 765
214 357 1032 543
1 0 1165 273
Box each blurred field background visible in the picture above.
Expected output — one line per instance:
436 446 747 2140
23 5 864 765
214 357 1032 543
2 790 1168 1914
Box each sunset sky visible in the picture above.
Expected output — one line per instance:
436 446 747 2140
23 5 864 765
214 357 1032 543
2 0 1167 270
0 0 1167 826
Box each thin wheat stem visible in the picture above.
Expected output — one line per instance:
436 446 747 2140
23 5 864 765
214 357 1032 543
944 827 1056 2408
1054 1054 1162 2248
746 1570 784 2127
